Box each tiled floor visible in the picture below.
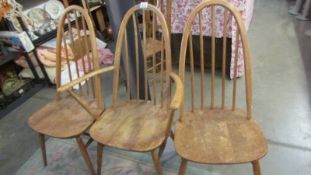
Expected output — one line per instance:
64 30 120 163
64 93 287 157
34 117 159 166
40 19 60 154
1 0 311 174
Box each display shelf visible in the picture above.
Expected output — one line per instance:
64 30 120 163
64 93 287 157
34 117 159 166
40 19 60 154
32 30 58 47
0 51 22 67
0 50 44 119
0 82 44 119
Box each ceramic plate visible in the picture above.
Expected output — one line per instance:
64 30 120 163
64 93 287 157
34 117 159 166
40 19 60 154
45 0 65 20
28 8 51 27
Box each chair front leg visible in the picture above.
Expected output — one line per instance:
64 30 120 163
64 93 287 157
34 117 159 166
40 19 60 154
76 136 96 175
97 143 104 175
252 160 261 175
178 158 188 175
38 133 47 166
151 149 163 175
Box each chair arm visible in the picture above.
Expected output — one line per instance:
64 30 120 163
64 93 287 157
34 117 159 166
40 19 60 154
57 66 114 93
169 72 183 110
67 89 103 120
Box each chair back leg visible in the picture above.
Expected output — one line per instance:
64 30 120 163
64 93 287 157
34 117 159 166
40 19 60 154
158 139 167 158
76 136 96 175
97 143 104 175
178 158 188 175
38 133 47 166
151 149 163 175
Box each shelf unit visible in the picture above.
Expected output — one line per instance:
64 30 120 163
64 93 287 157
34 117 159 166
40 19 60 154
0 83 43 119
0 52 21 66
0 51 44 118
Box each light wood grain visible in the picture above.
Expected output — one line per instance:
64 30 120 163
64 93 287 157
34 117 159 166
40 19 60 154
169 72 183 109
232 29 240 110
252 160 261 175
175 108 267 164
178 0 254 118
199 11 204 110
81 0 106 32
143 0 171 77
176 0 267 174
28 6 104 175
151 149 163 175
76 136 96 175
29 96 96 138
211 6 216 109
221 10 229 109
57 66 114 93
142 38 163 62
91 4 182 175
189 34 195 112
91 101 171 151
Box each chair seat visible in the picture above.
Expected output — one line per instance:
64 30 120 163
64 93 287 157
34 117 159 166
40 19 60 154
90 101 170 152
175 108 268 164
143 38 163 58
28 97 98 138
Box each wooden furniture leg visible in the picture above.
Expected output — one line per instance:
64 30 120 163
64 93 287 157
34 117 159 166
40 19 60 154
288 0 305 15
252 160 261 175
302 0 311 19
151 149 163 175
38 133 47 166
76 136 96 175
158 139 167 158
296 0 311 20
95 10 106 32
170 130 175 140
97 143 104 175
178 158 188 175
85 137 94 147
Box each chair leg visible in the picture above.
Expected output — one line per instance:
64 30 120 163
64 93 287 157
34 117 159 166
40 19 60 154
97 143 104 175
252 160 261 175
37 133 47 166
178 158 188 175
158 139 167 158
170 130 175 141
151 149 163 175
76 136 96 175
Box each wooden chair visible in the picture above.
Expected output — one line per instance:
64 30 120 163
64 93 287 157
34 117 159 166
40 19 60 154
175 0 268 175
80 0 106 33
62 0 106 40
86 4 183 175
28 6 107 175
143 0 172 75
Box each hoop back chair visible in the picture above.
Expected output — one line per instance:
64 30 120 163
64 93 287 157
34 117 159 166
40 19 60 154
175 0 268 175
28 6 106 175
89 4 183 175
80 0 106 33
142 0 172 74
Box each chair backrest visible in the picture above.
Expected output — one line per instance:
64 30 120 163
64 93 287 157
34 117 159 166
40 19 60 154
156 0 172 32
55 5 104 119
179 0 253 119
112 3 172 109
143 0 172 40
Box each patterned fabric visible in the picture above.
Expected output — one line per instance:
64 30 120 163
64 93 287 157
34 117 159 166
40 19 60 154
160 0 254 78
77 48 114 73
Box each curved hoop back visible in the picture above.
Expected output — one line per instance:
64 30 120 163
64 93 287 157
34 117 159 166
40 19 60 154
112 4 172 108
178 0 253 119
55 5 103 112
